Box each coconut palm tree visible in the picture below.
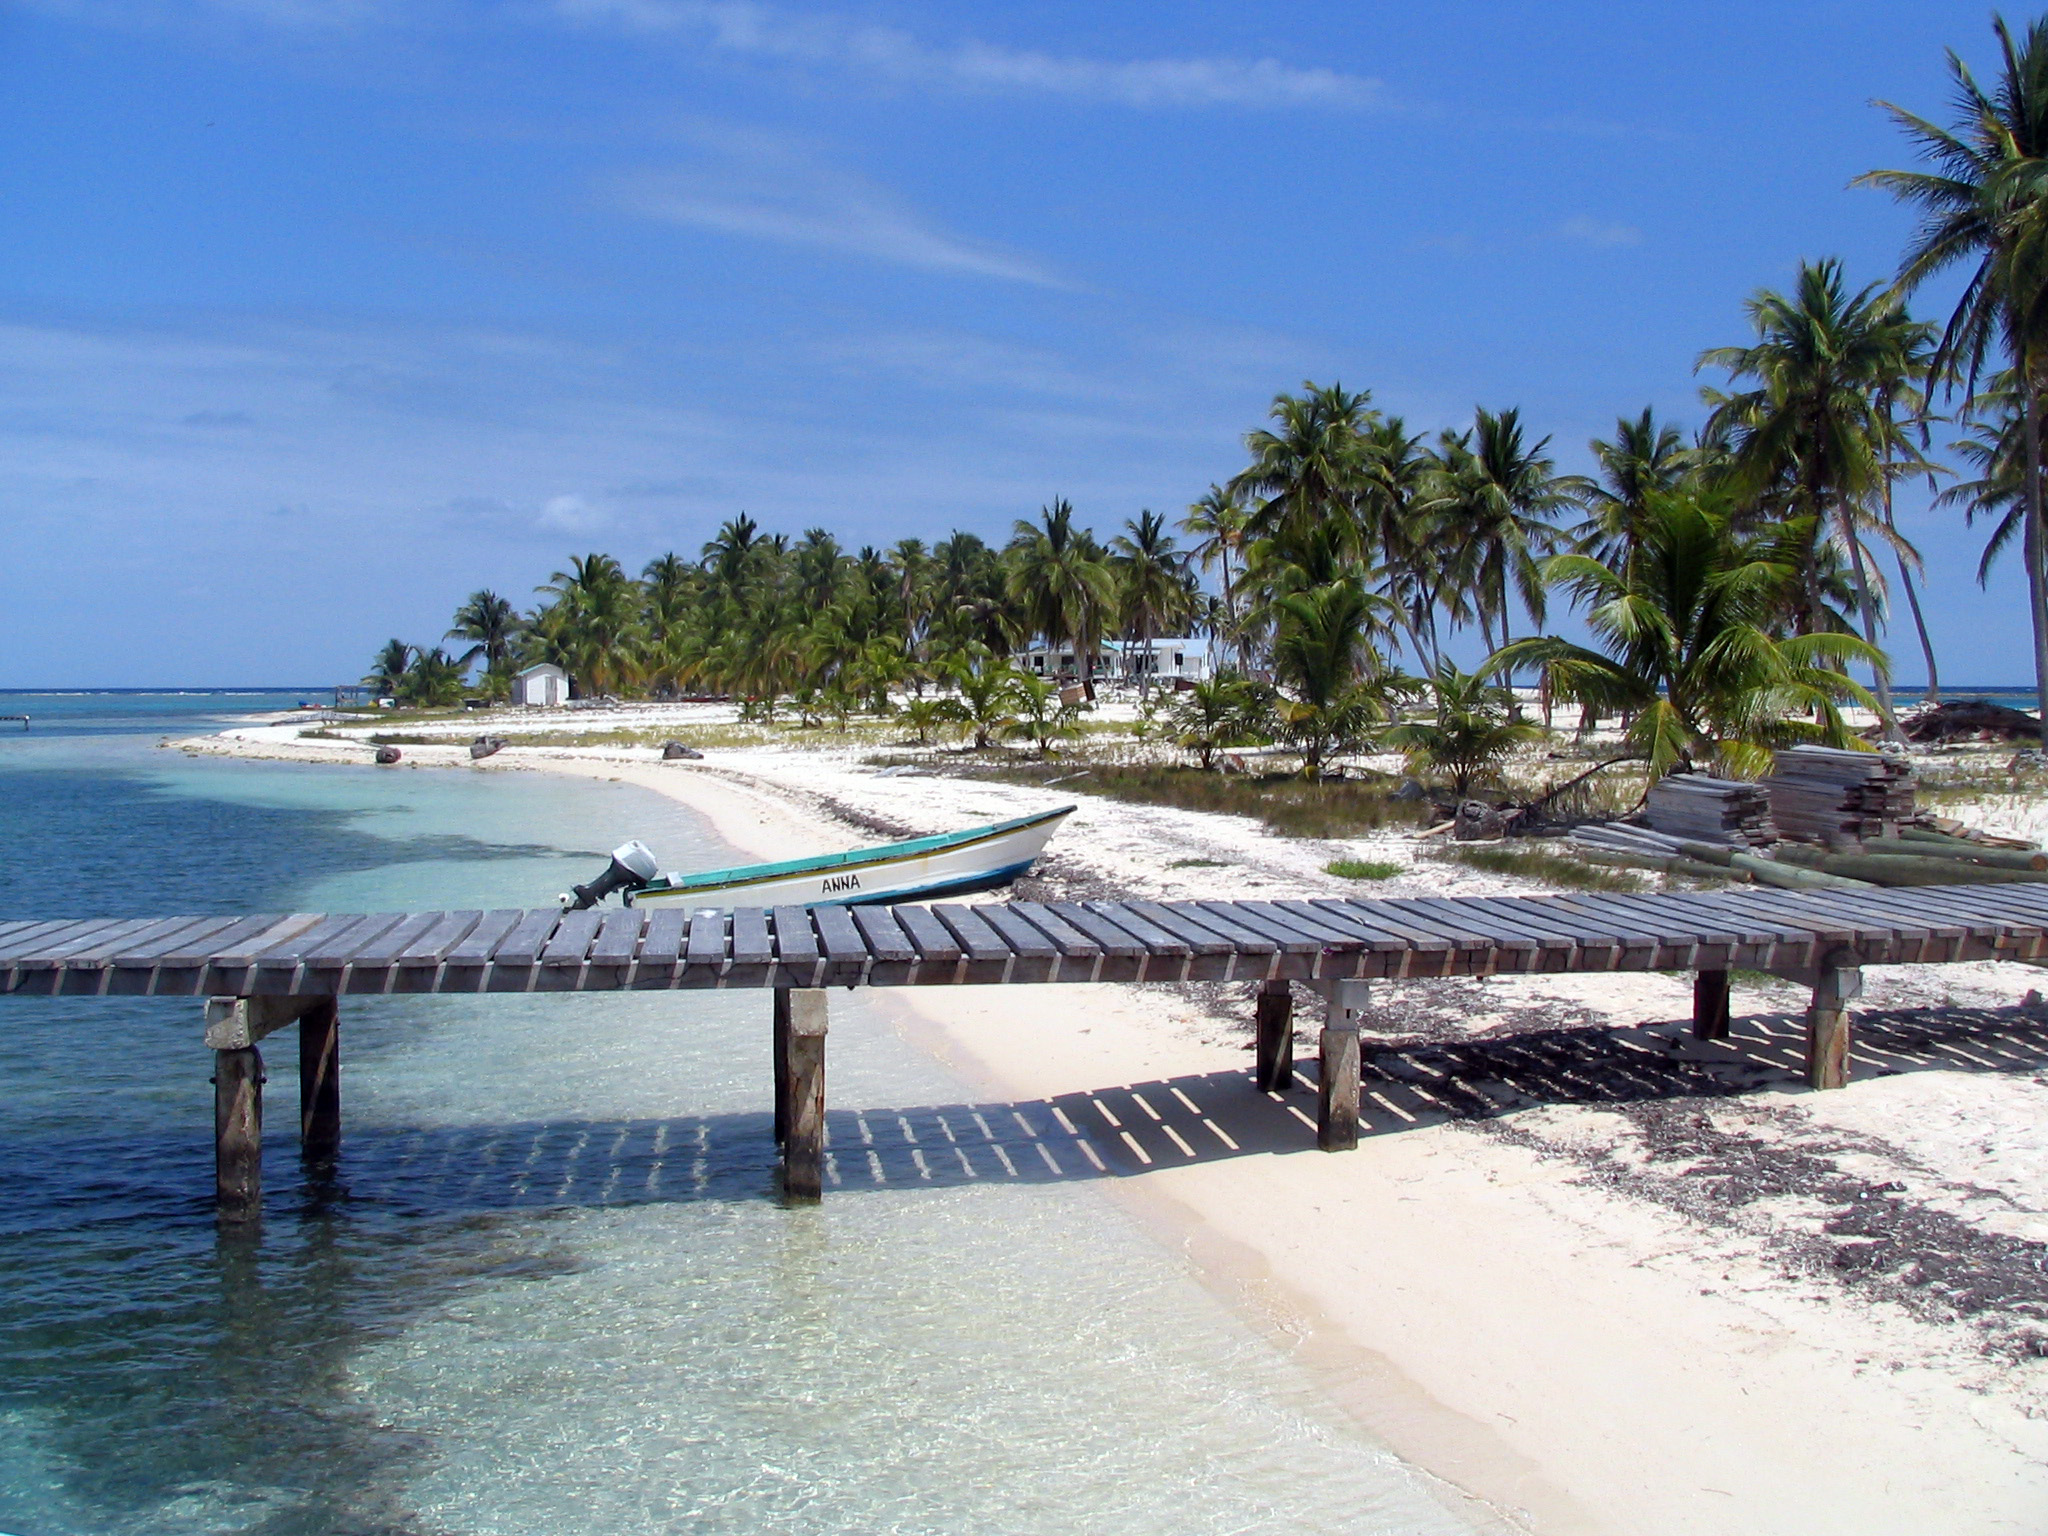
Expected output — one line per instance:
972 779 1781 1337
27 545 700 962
1566 409 1694 573
1231 382 1374 560
1166 671 1277 769
1005 498 1116 695
1382 661 1545 798
1857 12 2048 733
446 590 519 679
536 553 641 697
1111 509 1192 698
397 646 466 708
1180 484 1251 668
1426 408 1572 651
364 639 412 698
1495 489 1881 777
1698 258 1928 740
1269 580 1408 779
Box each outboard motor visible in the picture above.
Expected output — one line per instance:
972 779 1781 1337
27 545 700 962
563 840 660 910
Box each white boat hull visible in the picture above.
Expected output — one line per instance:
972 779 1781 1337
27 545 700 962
631 807 1071 910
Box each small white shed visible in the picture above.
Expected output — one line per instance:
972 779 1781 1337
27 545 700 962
511 663 569 707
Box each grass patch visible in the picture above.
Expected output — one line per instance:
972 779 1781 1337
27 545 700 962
1167 857 1228 869
1325 857 1403 880
1427 841 1644 892
954 763 1430 839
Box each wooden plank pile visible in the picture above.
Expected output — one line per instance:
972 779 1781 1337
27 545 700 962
1763 745 1914 848
1642 774 1776 847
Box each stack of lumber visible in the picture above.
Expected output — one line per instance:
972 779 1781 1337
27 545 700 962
1643 773 1775 846
1763 745 1914 847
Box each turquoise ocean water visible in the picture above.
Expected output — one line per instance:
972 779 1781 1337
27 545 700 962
0 693 1474 1536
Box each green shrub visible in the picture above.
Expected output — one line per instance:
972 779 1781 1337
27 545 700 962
1325 858 1403 880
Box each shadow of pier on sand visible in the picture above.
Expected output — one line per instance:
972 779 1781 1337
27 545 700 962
246 999 2048 1216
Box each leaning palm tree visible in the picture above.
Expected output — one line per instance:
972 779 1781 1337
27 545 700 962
1857 12 2048 734
1494 490 1881 777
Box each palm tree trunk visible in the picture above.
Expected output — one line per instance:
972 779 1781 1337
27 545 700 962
1895 553 1939 705
1839 512 1902 746
2027 379 2048 746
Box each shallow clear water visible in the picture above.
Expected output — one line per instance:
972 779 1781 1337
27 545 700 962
0 695 1472 1535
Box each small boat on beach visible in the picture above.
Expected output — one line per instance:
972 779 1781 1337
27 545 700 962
563 805 1075 911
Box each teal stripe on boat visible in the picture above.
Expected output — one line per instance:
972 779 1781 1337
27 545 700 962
636 805 1074 896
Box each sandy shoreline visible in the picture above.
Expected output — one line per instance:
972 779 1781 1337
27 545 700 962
178 720 2048 1534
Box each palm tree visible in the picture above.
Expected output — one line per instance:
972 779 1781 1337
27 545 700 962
1382 662 1545 798
1166 671 1276 769
1495 489 1881 777
1111 509 1192 698
364 639 412 698
1698 258 1927 740
1180 485 1251 669
1857 12 2048 734
1004 672 1085 757
397 646 466 708
1426 408 1572 651
1005 498 1116 696
947 657 1024 750
1566 409 1693 573
1269 580 1407 779
536 553 641 697
1231 382 1374 560
446 590 519 681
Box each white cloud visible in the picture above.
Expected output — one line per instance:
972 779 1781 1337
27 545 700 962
1553 216 1641 248
554 0 1384 110
612 133 1066 286
538 492 607 531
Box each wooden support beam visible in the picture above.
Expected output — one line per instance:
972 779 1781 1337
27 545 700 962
213 1045 264 1223
1316 979 1367 1152
1806 948 1861 1091
1692 969 1731 1041
1253 980 1293 1092
772 987 792 1147
299 998 340 1169
779 988 828 1200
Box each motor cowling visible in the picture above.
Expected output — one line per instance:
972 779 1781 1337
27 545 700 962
563 840 660 910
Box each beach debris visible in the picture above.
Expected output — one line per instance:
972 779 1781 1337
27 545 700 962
1763 744 1913 848
374 745 401 765
661 741 703 760
1644 772 1776 847
1897 698 2041 743
469 736 505 760
1568 823 1873 888
1453 800 1507 841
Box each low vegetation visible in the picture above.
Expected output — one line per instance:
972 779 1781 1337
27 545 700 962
1428 841 1645 892
1324 857 1403 880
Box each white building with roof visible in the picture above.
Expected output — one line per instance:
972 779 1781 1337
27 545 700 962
511 662 568 707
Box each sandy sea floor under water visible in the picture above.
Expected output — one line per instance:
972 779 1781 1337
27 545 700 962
182 704 2048 1536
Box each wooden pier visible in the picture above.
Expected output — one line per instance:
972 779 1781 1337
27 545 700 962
7 881 2048 1220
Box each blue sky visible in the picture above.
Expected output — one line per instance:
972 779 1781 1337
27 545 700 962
0 0 2018 686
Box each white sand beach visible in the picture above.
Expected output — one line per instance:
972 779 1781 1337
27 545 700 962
179 712 2048 1535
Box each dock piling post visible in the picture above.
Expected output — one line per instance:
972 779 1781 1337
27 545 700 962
1254 980 1293 1092
772 988 792 1146
299 998 340 1169
213 1046 265 1223
1806 948 1860 1091
1316 980 1368 1152
779 989 828 1200
1693 969 1731 1041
